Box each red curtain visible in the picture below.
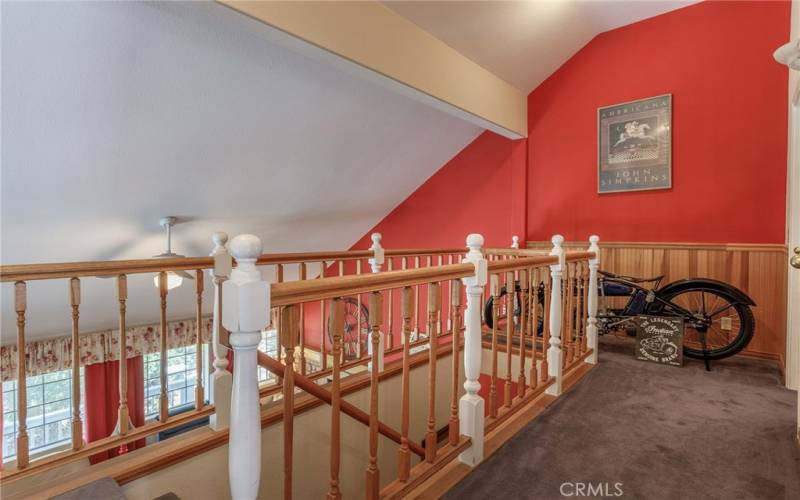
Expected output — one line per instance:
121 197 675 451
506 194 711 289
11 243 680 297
84 356 145 464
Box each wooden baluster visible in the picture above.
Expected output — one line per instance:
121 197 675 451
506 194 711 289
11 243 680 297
517 269 527 399
581 262 589 353
574 262 583 357
447 255 455 333
321 261 328 371
338 260 344 277
275 264 284 360
387 258 394 350
397 287 413 481
426 256 434 338
366 292 382 499
425 282 440 463
15 281 29 469
414 256 421 338
356 260 363 359
117 275 130 436
299 263 307 375
564 263 574 365
158 272 169 423
327 298 344 500
540 271 551 384
195 270 205 409
504 271 514 408
489 275 500 418
448 280 462 446
280 305 299 500
438 255 444 337
69 278 83 450
529 268 539 389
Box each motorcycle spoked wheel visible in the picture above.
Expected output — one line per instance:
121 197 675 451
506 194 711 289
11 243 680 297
655 286 755 360
327 297 369 360
483 287 544 335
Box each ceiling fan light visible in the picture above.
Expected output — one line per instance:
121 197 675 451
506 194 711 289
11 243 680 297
153 272 183 290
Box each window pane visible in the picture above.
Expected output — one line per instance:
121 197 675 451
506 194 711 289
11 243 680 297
27 385 44 408
44 400 70 424
3 389 15 413
26 405 44 428
44 380 70 403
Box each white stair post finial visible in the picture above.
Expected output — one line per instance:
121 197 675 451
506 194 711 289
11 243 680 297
511 235 520 249
223 235 269 500
367 233 385 370
368 232 385 273
459 233 487 466
209 232 233 431
546 235 565 396
586 235 601 365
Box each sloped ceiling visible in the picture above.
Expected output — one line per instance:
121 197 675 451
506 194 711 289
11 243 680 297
0 1 481 342
384 0 697 92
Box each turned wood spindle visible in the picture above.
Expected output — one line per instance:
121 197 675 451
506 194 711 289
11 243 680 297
425 282 441 463
299 263 307 375
489 274 500 418
517 269 528 399
327 298 344 500
15 281 29 469
540 271 552 384
69 278 83 450
158 272 169 423
195 270 205 410
117 275 131 435
365 292 382 499
448 279 462 446
397 287 413 482
504 271 514 408
281 305 299 500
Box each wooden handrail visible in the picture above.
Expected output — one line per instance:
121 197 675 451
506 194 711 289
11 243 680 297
0 248 466 282
256 351 426 458
270 255 560 307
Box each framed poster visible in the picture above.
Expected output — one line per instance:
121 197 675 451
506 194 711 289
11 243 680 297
634 315 683 367
598 94 672 193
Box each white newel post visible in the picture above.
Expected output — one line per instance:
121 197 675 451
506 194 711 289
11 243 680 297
209 232 233 431
222 235 270 500
586 235 601 365
368 232 385 371
459 233 487 466
511 235 520 249
545 235 565 396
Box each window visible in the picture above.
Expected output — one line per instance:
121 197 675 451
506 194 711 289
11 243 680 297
144 345 209 420
2 368 84 460
258 329 279 385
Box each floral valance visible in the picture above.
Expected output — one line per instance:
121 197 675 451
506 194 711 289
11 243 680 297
1 316 213 382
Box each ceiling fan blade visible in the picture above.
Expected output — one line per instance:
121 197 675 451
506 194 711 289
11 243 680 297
174 269 195 280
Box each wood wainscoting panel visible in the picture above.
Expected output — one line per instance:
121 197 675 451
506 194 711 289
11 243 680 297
527 241 788 365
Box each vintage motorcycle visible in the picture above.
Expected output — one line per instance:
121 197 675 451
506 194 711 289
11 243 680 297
483 270 756 361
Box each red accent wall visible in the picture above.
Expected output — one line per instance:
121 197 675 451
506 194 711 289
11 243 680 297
527 0 790 244
350 131 523 250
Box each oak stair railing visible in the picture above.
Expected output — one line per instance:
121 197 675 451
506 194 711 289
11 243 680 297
0 231 600 500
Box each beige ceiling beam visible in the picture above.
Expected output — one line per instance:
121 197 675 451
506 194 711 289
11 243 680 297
217 1 527 139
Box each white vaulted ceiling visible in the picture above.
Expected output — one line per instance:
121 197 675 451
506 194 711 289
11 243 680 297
384 0 697 92
0 1 481 342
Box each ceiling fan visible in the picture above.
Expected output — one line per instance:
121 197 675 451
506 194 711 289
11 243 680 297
152 216 194 290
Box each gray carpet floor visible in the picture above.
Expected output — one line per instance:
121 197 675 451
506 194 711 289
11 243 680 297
445 337 800 500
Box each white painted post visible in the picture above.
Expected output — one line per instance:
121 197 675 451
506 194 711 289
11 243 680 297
545 235 565 396
222 235 270 500
209 232 233 431
459 233 487 467
368 233 385 372
586 235 601 365
511 235 520 249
